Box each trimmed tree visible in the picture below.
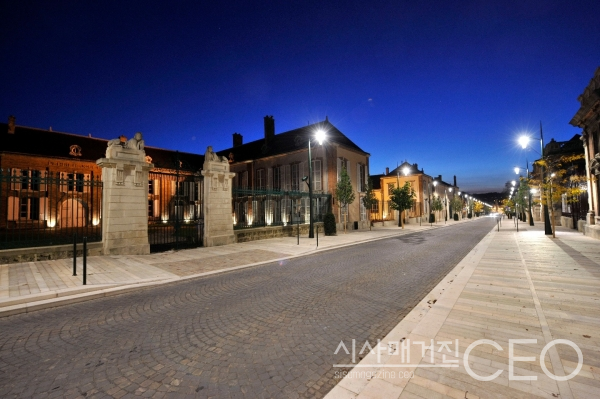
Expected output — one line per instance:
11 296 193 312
431 196 443 223
514 178 530 221
473 201 484 216
389 182 415 229
362 178 377 230
335 166 355 234
450 196 463 220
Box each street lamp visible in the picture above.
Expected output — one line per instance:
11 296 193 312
518 123 552 235
307 129 326 238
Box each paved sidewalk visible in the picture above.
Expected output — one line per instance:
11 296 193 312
0 219 458 317
326 222 600 399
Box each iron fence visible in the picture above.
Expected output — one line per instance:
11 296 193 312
148 171 203 252
0 169 102 250
232 188 331 229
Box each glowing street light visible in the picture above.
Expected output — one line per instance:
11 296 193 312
518 135 530 149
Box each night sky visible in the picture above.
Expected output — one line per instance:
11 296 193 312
2 1 598 193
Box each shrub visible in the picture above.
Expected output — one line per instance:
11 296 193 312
467 213 472 219
324 213 337 236
453 213 459 221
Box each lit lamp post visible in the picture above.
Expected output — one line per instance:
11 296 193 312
307 129 325 238
519 126 552 235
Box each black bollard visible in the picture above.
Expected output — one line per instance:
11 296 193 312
297 215 299 245
316 224 319 247
72 233 77 276
83 237 87 285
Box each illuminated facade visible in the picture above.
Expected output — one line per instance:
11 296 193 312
0 117 204 249
370 162 459 223
219 116 371 230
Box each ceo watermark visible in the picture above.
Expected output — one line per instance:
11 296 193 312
334 338 583 382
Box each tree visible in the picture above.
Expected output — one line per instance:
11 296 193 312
514 178 530 221
531 154 585 237
335 166 356 233
389 182 415 228
362 178 377 231
450 196 463 219
431 196 443 223
501 198 514 217
473 201 484 216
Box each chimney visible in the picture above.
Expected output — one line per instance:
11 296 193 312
414 163 418 171
454 175 457 187
233 132 243 147
438 174 442 182
8 115 15 134
264 115 275 142
386 167 389 175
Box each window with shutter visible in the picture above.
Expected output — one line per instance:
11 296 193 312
273 166 281 190
291 164 299 191
267 167 273 190
312 160 321 191
10 169 21 190
256 169 265 189
7 197 18 221
76 174 84 193
39 197 48 222
284 165 291 191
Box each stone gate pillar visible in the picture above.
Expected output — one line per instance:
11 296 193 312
96 133 154 255
201 146 235 246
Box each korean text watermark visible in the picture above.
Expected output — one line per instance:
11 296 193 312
333 338 583 381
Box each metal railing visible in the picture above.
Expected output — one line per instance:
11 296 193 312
0 169 102 250
148 171 204 252
232 188 331 229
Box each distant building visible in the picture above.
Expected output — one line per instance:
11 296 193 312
370 161 460 224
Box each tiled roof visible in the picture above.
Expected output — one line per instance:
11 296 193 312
0 123 204 172
216 120 369 163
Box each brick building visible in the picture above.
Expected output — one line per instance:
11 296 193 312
218 116 371 230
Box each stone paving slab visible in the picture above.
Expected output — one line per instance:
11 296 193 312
325 223 600 399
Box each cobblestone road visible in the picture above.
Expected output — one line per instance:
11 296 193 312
0 219 494 398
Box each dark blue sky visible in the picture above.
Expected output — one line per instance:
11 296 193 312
2 1 598 192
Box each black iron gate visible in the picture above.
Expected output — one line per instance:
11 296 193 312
148 170 203 252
